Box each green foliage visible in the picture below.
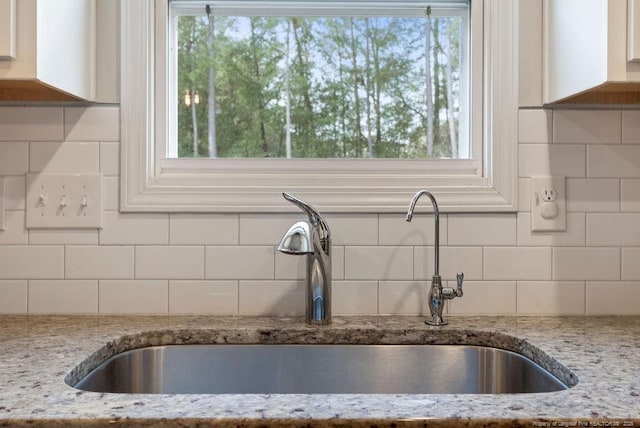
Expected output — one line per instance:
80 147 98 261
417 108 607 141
177 13 464 159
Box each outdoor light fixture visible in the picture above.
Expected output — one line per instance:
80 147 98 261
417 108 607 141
183 89 200 107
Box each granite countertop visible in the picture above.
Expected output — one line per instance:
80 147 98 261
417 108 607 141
0 315 638 427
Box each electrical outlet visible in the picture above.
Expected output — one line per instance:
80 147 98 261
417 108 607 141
541 188 557 202
531 176 566 232
26 173 103 229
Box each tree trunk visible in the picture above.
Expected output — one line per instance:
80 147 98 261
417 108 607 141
250 19 268 154
446 23 458 158
425 14 434 157
291 19 314 154
285 20 292 159
434 19 443 155
207 12 217 158
364 19 373 158
349 19 362 157
191 87 198 157
371 23 382 146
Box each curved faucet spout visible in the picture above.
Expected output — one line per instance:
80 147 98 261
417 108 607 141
282 192 331 246
405 190 439 276
405 190 463 326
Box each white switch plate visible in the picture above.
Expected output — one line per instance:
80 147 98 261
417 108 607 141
531 176 566 232
26 173 103 229
0 177 5 231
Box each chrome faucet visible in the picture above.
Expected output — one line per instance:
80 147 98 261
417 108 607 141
406 190 464 326
277 193 331 325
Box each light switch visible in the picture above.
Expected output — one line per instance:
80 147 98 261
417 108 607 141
531 176 566 232
26 173 103 229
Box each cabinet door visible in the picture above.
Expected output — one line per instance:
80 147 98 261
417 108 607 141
0 0 16 59
630 0 640 62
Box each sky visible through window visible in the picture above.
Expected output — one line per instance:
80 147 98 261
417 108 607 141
176 12 465 159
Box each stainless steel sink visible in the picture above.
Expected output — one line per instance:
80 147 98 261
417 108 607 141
71 344 569 394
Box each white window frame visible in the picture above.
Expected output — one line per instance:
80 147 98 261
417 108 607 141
120 0 518 213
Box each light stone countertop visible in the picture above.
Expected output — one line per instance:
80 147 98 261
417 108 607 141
0 315 638 427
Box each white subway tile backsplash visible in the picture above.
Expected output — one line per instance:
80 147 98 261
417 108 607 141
516 281 585 315
622 111 640 144
378 281 427 315
206 246 274 280
553 110 621 144
66 246 134 279
566 179 619 212
0 107 63 141
587 213 640 246
518 178 531 212
0 280 27 314
0 211 27 244
99 280 168 314
518 109 552 144
586 282 640 315
0 142 28 175
99 142 120 176
64 107 120 142
621 248 640 280
552 247 620 281
29 142 100 173
332 281 378 315
519 144 586 178
29 228 98 245
136 246 204 279
274 251 305 280
238 280 304 315
102 177 119 211
484 247 551 280
379 214 447 246
0 246 64 279
621 179 640 212
324 214 379 245
100 211 168 245
332 246 345 280
344 246 413 280
0 105 639 316
516 213 585 246
5 176 25 210
587 145 640 178
238 214 300 245
414 246 483 280
170 214 238 245
169 280 238 315
28 280 97 314
448 281 516 315
448 214 516 246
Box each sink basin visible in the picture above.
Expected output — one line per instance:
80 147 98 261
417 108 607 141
71 344 569 394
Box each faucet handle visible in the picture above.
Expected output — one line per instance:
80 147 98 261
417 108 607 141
455 272 464 297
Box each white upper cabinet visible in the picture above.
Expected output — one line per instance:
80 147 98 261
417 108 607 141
630 0 640 62
544 0 640 105
0 0 97 101
0 0 16 60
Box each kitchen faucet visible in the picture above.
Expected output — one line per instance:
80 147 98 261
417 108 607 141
406 190 464 326
277 193 331 325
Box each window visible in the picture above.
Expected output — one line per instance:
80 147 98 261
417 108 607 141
170 2 470 161
120 0 518 212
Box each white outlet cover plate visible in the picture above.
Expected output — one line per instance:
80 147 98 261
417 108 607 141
531 176 566 232
26 173 103 229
